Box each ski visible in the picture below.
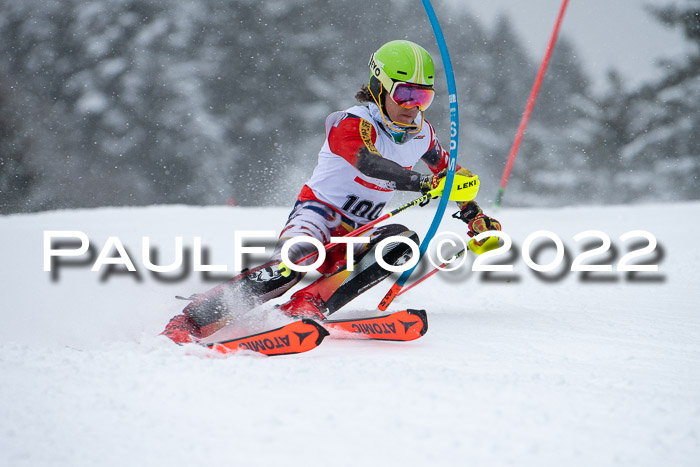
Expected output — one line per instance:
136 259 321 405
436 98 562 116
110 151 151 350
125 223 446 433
182 310 426 356
203 319 329 356
322 309 428 341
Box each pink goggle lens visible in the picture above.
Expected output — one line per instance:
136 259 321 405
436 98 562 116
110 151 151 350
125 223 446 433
391 83 435 111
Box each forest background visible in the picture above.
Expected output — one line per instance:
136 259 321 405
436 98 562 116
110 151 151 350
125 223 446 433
1 0 698 214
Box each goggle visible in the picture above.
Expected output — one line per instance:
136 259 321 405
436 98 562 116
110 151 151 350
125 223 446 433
389 82 435 111
370 54 435 111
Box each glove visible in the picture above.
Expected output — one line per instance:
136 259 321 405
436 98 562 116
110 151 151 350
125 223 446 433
420 168 474 195
419 169 447 195
454 201 502 236
453 201 502 254
467 213 502 239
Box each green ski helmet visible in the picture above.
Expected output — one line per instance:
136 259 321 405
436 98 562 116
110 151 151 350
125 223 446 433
368 40 436 133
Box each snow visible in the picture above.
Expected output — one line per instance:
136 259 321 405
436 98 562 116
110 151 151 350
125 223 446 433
76 90 109 114
1 202 699 466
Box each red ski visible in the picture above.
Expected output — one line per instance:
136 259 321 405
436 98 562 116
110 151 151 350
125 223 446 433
323 309 428 341
204 319 329 356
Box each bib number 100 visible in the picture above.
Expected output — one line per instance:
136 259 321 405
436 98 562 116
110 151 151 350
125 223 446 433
342 195 385 221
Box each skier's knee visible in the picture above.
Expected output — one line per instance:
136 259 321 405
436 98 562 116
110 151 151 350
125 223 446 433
370 223 420 248
363 225 419 268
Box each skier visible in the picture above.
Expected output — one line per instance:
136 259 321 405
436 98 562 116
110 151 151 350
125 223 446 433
162 40 501 343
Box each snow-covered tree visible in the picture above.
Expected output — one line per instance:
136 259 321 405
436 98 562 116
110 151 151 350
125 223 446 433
1 0 695 212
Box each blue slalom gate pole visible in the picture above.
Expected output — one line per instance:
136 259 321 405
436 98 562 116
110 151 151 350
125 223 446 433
379 0 459 310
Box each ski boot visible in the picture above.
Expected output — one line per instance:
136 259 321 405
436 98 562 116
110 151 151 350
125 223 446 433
161 314 201 344
277 290 328 320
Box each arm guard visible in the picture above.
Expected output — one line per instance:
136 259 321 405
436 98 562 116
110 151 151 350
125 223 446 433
355 148 423 191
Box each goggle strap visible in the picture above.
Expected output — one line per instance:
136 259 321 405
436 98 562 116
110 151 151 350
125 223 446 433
369 76 424 134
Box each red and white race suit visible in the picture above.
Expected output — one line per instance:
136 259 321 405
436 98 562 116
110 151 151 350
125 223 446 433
300 102 456 225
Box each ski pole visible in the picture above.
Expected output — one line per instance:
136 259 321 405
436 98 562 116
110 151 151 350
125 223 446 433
285 173 479 268
287 190 436 268
397 248 466 297
494 0 569 208
397 230 501 297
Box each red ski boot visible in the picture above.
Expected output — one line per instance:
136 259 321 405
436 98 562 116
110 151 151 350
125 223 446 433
277 291 327 320
161 314 202 344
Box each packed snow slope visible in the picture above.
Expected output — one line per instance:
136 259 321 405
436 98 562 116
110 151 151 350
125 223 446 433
1 202 699 467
